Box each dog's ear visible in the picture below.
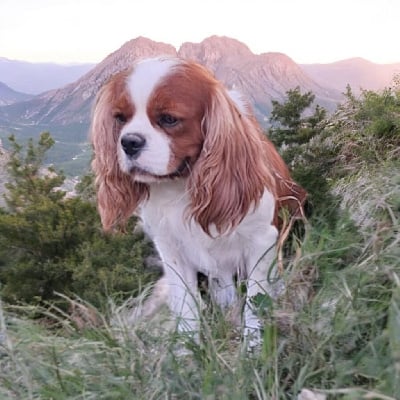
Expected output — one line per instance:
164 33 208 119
259 137 307 227
187 86 275 235
90 76 148 232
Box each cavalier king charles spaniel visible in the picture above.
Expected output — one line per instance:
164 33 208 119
91 57 306 348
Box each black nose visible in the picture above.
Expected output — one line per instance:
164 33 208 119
121 133 146 158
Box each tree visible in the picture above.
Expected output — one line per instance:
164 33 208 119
4 133 65 211
0 133 156 307
267 89 340 225
269 87 327 146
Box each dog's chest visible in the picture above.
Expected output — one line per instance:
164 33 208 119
139 181 275 276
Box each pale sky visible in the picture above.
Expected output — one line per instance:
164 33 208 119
1 0 399 65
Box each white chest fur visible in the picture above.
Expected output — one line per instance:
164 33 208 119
140 179 277 279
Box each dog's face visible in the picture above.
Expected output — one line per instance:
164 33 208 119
101 58 216 183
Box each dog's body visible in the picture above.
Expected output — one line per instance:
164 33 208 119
140 178 278 342
91 57 306 347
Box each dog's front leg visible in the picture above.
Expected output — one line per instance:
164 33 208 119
244 226 279 349
209 272 237 309
163 261 200 340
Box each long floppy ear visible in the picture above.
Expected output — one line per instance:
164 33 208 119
188 86 276 235
90 76 148 232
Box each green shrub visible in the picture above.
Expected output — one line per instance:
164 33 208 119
0 133 157 308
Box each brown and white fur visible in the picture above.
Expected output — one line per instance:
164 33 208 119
91 57 306 347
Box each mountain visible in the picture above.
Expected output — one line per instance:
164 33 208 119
0 36 343 175
1 36 341 127
179 36 340 120
0 81 33 106
301 58 400 93
0 58 95 95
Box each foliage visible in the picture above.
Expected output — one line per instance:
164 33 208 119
0 133 156 308
269 86 327 146
331 85 400 167
269 84 400 226
269 88 338 225
353 86 400 139
4 133 65 211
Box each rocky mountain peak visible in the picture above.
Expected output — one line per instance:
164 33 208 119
179 35 253 70
9 37 179 126
103 36 177 66
81 36 177 95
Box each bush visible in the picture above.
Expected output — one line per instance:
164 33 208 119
269 87 327 146
0 133 157 308
270 84 400 227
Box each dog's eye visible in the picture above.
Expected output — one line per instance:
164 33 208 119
114 112 127 124
159 114 179 127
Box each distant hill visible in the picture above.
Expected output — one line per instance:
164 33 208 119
0 81 33 106
0 58 95 95
301 58 400 93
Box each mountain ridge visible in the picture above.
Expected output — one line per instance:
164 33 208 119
1 45 398 96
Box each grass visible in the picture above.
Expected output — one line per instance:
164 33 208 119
1 167 399 399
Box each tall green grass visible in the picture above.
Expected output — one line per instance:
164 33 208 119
1 164 399 399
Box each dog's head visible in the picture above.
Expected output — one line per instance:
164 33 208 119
91 57 305 234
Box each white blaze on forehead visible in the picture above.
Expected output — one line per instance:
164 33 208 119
119 57 181 177
127 57 180 111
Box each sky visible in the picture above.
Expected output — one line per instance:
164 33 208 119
1 0 399 65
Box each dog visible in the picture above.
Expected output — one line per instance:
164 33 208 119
90 57 306 347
